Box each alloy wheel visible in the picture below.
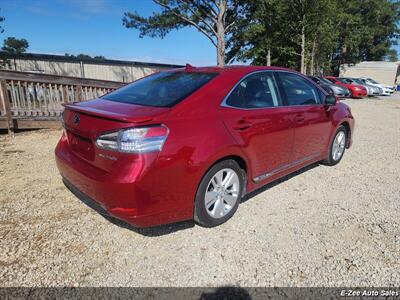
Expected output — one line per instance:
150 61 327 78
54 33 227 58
205 168 240 219
332 131 346 161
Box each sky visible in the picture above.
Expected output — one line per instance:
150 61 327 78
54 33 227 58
0 0 398 66
0 0 216 66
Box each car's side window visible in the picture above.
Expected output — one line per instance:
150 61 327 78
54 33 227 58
341 78 352 84
277 72 321 106
225 72 281 109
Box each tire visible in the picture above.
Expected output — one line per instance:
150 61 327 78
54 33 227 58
322 125 347 166
194 160 245 227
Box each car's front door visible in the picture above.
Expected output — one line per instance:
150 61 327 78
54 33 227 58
220 71 294 182
275 71 332 162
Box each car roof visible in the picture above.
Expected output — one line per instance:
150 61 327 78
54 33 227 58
172 65 296 76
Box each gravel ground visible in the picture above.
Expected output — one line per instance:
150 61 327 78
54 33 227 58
0 95 399 287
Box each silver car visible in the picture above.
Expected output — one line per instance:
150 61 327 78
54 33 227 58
340 77 380 96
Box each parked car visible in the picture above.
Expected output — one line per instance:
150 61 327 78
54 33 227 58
348 77 382 96
325 76 367 98
339 77 380 96
55 66 355 228
359 77 394 96
309 76 351 98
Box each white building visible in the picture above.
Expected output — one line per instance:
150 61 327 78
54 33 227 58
340 61 400 86
1 52 182 83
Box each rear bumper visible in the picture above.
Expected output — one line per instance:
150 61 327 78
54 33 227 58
55 136 193 227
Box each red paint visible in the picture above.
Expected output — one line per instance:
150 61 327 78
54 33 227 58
55 66 354 227
325 76 367 98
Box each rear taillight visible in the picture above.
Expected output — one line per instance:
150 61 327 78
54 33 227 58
96 125 169 154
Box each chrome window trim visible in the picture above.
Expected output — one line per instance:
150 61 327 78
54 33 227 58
220 70 327 111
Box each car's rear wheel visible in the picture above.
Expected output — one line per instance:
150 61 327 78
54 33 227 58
194 160 245 227
322 125 347 166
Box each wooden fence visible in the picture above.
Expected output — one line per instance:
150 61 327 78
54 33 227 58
0 70 125 133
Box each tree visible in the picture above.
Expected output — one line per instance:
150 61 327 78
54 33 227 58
2 37 29 54
226 0 288 66
387 49 398 62
123 0 240 66
0 10 4 33
64 53 106 61
331 0 399 74
229 0 399 75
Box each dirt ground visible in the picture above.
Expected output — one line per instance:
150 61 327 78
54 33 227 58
0 95 399 287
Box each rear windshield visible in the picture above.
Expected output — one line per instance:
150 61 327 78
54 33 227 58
338 78 352 84
102 71 217 107
319 77 333 85
351 78 363 84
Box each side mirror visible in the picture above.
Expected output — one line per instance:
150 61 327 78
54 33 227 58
325 95 337 106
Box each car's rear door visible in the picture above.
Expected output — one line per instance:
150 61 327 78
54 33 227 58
220 71 294 182
275 71 331 162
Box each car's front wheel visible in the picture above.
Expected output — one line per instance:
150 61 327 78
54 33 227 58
194 160 245 227
322 125 347 166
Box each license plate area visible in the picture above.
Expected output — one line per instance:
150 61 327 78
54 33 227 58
67 131 95 161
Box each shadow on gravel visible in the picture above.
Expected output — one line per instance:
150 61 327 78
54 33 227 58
63 163 320 237
103 215 195 237
241 162 320 204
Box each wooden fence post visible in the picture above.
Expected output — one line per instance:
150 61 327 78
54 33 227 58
0 79 14 137
75 85 83 101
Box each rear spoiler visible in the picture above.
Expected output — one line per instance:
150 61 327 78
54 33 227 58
64 103 153 124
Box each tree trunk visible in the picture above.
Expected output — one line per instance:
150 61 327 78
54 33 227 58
216 34 225 66
267 48 271 66
216 0 227 66
310 38 316 75
300 24 305 74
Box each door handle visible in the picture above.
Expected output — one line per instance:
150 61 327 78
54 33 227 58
233 120 253 130
295 114 305 123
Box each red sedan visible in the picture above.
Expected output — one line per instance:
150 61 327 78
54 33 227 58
325 76 367 98
55 65 354 228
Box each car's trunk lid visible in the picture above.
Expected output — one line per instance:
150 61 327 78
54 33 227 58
63 98 170 170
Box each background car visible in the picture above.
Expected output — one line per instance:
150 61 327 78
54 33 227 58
359 77 394 95
309 76 351 98
340 77 379 96
348 77 382 96
325 76 367 98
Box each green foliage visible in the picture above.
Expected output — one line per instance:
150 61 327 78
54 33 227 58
386 48 398 62
64 53 107 60
123 0 399 72
2 37 29 54
0 10 4 34
231 0 399 74
123 0 241 65
123 9 187 39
